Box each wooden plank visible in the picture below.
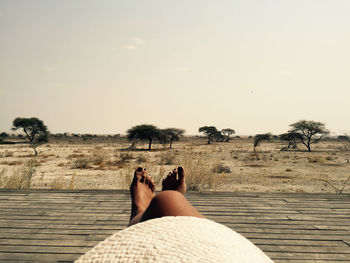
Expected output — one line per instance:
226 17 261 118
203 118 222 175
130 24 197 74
0 252 82 262
0 245 90 254
0 233 89 240
249 239 349 247
37 229 121 235
238 232 350 241
0 190 349 263
274 260 350 263
258 245 350 253
0 239 98 247
266 251 350 260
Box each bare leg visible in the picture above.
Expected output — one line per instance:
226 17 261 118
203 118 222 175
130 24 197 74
128 167 204 227
129 167 156 226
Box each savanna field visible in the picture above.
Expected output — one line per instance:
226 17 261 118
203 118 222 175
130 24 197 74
1 136 349 193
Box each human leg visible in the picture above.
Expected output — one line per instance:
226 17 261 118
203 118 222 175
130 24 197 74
128 167 204 226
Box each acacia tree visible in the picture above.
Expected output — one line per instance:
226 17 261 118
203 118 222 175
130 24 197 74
161 128 185 148
198 126 219 144
12 117 49 155
221 128 235 142
279 132 302 150
253 133 271 152
0 132 8 143
289 120 329 152
127 124 162 150
213 130 225 142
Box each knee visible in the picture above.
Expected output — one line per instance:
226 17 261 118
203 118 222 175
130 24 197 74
152 190 184 205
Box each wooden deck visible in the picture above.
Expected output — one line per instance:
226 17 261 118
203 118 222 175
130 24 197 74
0 190 349 263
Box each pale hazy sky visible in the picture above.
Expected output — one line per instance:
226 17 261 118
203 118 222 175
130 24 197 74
1 0 349 135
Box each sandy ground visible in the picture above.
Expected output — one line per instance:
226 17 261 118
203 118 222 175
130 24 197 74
0 137 349 193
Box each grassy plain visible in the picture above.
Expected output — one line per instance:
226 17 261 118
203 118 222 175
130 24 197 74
0 137 349 193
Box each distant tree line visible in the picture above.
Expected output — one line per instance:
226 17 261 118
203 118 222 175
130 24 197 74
2 117 349 154
253 120 330 152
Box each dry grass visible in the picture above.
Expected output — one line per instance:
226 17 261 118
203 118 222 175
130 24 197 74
90 146 109 165
50 175 64 189
1 160 23 166
3 151 14 157
71 157 91 169
120 166 135 190
1 139 349 193
68 174 76 189
159 153 176 165
119 152 134 163
178 151 224 190
307 154 328 164
0 159 38 189
136 154 148 163
318 175 350 194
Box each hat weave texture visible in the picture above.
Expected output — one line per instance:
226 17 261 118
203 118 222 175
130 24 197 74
75 216 273 263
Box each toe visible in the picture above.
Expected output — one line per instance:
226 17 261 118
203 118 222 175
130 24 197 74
140 174 146 183
178 166 185 180
132 167 143 184
145 174 152 185
171 169 177 179
148 179 156 192
134 167 143 178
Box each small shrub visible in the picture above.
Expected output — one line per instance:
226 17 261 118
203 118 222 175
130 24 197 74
326 155 334 161
4 151 13 157
90 146 109 165
286 168 292 172
136 155 148 163
213 163 231 173
242 153 261 162
72 157 91 169
307 155 327 164
119 152 134 163
159 153 176 165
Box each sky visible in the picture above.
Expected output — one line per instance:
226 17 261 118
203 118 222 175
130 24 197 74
1 0 349 135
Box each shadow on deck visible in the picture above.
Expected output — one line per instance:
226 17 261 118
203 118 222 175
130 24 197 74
0 190 349 263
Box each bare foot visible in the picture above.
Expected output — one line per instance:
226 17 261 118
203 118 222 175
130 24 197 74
162 166 186 195
129 167 155 223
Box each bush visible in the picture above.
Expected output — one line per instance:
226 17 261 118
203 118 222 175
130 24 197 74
136 155 148 163
72 157 91 169
307 155 328 164
213 163 231 173
4 151 13 157
90 147 108 165
119 152 134 163
159 153 176 165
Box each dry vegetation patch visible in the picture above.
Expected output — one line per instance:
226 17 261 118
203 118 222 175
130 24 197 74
0 139 349 193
